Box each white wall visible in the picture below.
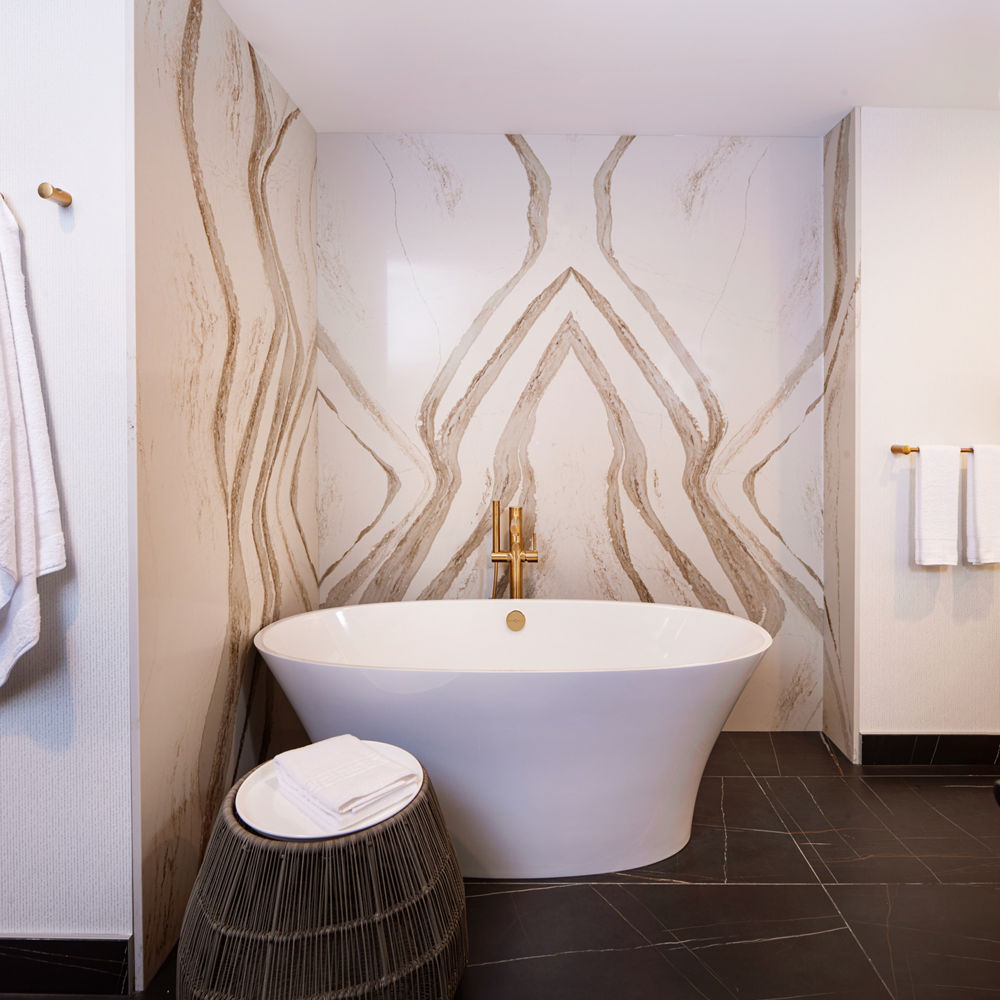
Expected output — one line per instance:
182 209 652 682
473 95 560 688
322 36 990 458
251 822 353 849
0 0 135 937
856 108 1000 734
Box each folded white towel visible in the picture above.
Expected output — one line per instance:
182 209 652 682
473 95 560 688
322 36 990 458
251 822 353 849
274 735 420 833
966 444 1000 564
0 196 66 686
915 445 961 566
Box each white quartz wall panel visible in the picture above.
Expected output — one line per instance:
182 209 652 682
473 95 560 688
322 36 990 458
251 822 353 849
822 113 860 759
136 0 317 978
317 134 824 730
856 109 1000 734
0 0 134 935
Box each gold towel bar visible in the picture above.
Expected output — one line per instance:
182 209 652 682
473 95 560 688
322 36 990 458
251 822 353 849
891 445 974 455
37 182 72 207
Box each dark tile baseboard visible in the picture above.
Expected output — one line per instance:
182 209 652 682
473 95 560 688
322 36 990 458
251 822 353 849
0 938 130 996
861 733 1000 767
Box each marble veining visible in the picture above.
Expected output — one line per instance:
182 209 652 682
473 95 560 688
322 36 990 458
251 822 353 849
137 0 316 978
822 113 860 759
318 133 823 729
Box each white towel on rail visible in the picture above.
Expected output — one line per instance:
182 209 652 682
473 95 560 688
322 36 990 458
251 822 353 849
0 195 66 686
965 444 1000 564
914 445 960 566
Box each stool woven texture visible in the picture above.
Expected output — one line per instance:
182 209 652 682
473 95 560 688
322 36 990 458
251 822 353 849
176 771 467 1000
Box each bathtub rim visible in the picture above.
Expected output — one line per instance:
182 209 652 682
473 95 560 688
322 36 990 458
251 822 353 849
254 598 773 674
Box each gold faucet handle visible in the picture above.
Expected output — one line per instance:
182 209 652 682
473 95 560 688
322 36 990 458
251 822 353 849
524 532 538 562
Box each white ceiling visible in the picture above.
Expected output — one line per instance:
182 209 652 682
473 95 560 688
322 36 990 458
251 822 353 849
217 0 1000 136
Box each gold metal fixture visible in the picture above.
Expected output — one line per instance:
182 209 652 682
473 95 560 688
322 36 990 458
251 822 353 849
37 182 72 207
891 445 974 455
505 610 526 632
491 500 538 599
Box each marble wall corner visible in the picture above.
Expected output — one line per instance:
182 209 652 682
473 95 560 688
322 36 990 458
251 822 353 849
821 112 859 761
135 0 317 980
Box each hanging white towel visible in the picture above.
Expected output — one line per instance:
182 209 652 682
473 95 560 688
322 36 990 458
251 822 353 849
274 734 420 833
965 444 1000 564
914 445 961 566
0 195 66 686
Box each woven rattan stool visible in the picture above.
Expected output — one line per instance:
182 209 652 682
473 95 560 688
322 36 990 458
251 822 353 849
176 768 467 1000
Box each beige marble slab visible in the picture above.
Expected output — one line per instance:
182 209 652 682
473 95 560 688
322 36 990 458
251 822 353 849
317 132 823 732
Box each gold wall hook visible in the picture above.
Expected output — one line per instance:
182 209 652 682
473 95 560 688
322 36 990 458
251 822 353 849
37 182 72 207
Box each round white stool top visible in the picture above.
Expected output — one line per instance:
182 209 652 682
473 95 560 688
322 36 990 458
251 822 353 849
235 740 424 839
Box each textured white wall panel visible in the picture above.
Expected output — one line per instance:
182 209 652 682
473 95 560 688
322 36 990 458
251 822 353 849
0 1 134 936
856 109 1000 733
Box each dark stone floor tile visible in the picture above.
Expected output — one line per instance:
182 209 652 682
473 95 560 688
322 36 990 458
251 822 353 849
829 884 1000 998
455 945 719 1000
907 778 1000 839
724 732 781 776
631 824 818 885
463 879 562 897
858 776 967 838
763 776 943 883
0 939 130 995
817 852 941 884
673 925 891 999
692 775 788 833
463 882 646 965
763 777 894 853
915 848 1000 883
614 883 890 999
771 731 853 777
619 882 841 938
703 733 753 777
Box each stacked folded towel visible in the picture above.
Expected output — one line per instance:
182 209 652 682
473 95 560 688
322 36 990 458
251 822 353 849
274 735 420 833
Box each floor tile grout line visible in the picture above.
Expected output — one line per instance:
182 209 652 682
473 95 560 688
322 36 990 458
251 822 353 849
762 776 839 883
839 778 943 885
767 731 781 777
748 770 896 998
903 781 996 855
465 925 854 970
593 884 732 1000
721 776 729 885
793 775 863 865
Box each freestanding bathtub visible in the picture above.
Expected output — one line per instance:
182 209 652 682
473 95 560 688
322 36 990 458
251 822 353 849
254 599 771 878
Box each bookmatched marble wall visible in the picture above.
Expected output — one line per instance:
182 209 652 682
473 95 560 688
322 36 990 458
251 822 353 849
136 0 316 979
317 134 823 731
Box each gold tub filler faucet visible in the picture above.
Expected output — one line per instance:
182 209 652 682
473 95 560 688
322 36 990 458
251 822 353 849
491 501 538 599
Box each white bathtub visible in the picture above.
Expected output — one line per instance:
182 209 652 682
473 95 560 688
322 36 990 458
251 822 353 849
254 599 771 878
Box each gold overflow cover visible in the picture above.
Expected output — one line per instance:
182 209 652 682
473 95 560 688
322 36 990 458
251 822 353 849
505 610 526 632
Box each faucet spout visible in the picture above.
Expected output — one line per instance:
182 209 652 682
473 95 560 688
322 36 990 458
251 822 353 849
490 502 538 599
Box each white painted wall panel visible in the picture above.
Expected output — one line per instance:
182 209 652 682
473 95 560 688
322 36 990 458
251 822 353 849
857 108 1000 733
0 0 134 936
